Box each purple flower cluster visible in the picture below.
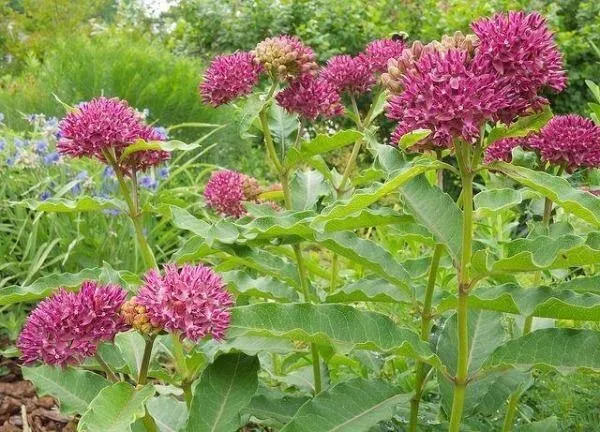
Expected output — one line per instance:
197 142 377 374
362 38 407 74
18 281 127 366
200 52 263 106
320 55 374 95
136 264 233 341
276 75 344 120
58 97 169 173
484 137 528 163
472 11 567 123
387 50 509 148
204 169 261 218
529 115 600 170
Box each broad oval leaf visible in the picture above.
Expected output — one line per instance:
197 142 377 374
22 366 110 415
78 383 155 432
243 389 310 429
398 128 431 150
228 303 435 362
0 268 104 305
222 270 299 302
485 107 552 146
491 161 600 227
280 378 410 432
486 328 600 372
474 188 523 215
185 353 259 432
325 277 410 303
284 130 362 167
22 196 125 213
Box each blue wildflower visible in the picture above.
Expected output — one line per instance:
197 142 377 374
43 152 60 165
0 138 5 151
158 166 169 179
153 127 169 140
76 170 89 180
14 137 27 148
40 191 52 201
139 176 158 191
34 139 48 154
103 166 115 178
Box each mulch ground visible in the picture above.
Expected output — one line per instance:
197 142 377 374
0 336 75 432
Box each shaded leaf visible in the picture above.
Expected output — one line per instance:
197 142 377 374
244 390 310 429
78 383 154 432
147 395 188 432
22 196 125 213
284 130 362 167
474 188 523 215
486 107 552 146
325 277 410 303
185 353 259 432
281 378 410 432
222 270 299 301
22 366 110 415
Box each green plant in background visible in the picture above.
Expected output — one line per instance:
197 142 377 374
4 7 600 432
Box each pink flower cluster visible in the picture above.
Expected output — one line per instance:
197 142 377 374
276 75 344 120
387 50 509 148
58 97 169 172
363 38 407 74
386 11 566 148
204 169 260 218
200 52 263 106
320 55 375 95
484 137 528 163
529 115 600 170
136 264 233 341
18 281 127 366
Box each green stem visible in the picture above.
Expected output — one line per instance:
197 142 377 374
448 141 475 432
182 379 194 408
542 197 553 225
409 243 444 432
103 150 157 270
142 411 158 432
95 353 119 383
311 342 322 394
137 336 156 386
330 253 338 293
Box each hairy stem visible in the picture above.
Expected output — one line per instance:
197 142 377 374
137 336 155 386
182 379 194 408
448 141 474 432
95 353 119 383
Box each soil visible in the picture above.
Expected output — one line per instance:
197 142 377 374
0 337 75 432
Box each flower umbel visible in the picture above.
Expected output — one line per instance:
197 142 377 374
321 55 375 95
136 264 233 341
386 49 510 148
529 114 600 170
484 137 528 163
253 36 318 81
276 75 344 120
57 97 168 173
472 11 567 122
18 281 127 366
362 38 407 74
200 52 263 106
204 169 261 218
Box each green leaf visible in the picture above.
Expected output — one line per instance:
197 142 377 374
114 331 150 378
491 162 600 227
316 158 445 222
228 303 434 361
516 416 558 432
170 206 211 237
398 129 431 150
290 170 329 211
284 130 362 167
325 277 410 303
222 270 299 301
0 268 104 305
474 188 523 215
486 107 552 146
243 390 310 429
280 378 410 432
269 103 298 150
185 353 259 432
401 175 462 259
238 94 269 139
438 283 600 321
436 311 507 415
22 366 110 415
147 396 188 432
22 196 125 213
472 233 600 275
120 139 197 160
317 208 407 232
78 383 155 432
486 329 600 371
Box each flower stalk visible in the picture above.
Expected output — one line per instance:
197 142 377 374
448 140 475 432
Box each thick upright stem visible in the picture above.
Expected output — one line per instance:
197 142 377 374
409 243 444 431
137 336 155 386
449 142 474 432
